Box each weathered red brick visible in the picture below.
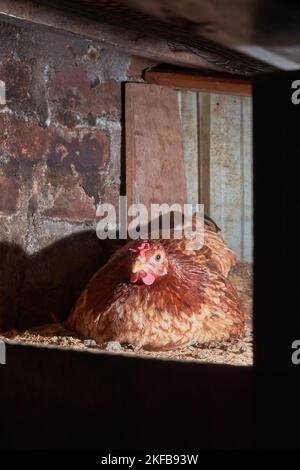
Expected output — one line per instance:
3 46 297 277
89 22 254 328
0 114 49 162
48 66 121 125
101 181 120 210
0 175 20 215
94 81 121 121
47 129 109 171
0 58 31 101
0 115 109 170
42 186 96 222
127 55 158 79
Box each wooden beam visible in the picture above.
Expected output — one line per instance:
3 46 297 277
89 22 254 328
0 0 223 73
145 71 252 96
124 0 300 70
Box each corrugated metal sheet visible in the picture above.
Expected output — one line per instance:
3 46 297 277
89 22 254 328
178 91 253 261
0 81 5 105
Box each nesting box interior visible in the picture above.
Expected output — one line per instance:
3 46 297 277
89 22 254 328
0 3 254 367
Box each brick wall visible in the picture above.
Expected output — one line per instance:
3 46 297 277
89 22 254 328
0 19 156 329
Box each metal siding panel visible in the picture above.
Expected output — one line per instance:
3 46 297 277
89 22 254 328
241 96 253 261
0 80 6 105
177 91 182 120
180 91 199 208
209 94 243 258
178 90 253 261
198 92 211 212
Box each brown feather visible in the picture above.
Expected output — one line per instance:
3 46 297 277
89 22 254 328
67 220 244 351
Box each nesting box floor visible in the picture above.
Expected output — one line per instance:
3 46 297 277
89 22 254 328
0 262 253 365
1 322 253 366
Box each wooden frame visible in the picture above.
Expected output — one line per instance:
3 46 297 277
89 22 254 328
0 0 225 73
145 70 252 96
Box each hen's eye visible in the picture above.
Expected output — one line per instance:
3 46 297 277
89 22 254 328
155 254 161 261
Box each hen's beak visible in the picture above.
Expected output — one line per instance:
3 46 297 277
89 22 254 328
132 258 146 273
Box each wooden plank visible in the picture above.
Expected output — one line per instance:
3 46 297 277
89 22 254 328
145 71 252 96
125 83 186 214
178 91 199 208
0 0 222 73
125 0 300 70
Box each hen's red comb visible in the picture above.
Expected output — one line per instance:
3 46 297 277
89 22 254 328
129 242 151 258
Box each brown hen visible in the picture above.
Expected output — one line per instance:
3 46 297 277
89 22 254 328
67 217 244 350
